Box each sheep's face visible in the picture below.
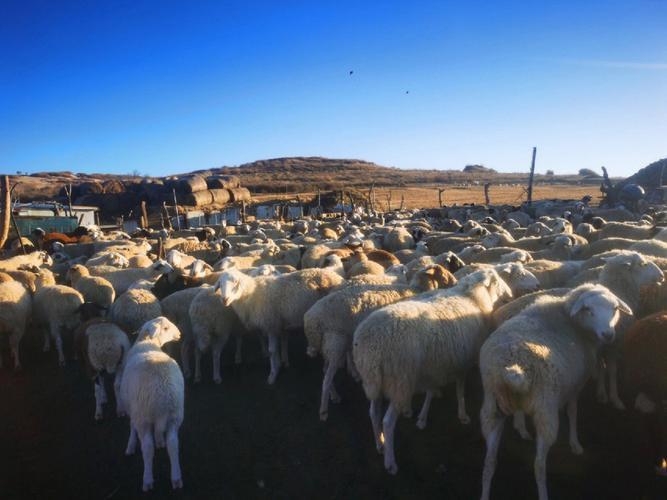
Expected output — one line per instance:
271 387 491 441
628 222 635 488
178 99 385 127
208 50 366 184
551 220 572 234
152 260 174 274
527 222 550 237
215 271 245 307
569 288 631 344
67 264 85 282
139 317 181 345
629 255 664 288
575 223 595 239
496 263 540 297
39 251 53 266
437 252 465 272
112 253 130 268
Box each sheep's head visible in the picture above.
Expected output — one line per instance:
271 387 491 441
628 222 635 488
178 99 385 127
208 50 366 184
215 269 246 307
413 264 457 291
166 249 184 268
138 317 181 345
500 250 532 264
460 269 513 308
39 251 53 267
501 219 521 231
250 264 278 277
568 285 632 344
66 264 87 283
189 259 212 278
527 222 551 237
436 251 465 273
495 263 541 297
551 219 572 234
151 259 174 275
481 233 504 249
458 245 485 261
575 223 596 239
604 253 664 289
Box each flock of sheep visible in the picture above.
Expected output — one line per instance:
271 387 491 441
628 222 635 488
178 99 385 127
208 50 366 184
1 207 667 499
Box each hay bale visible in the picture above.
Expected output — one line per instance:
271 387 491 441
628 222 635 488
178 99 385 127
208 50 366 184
168 175 208 194
206 175 240 189
182 190 214 206
102 179 125 194
211 189 231 204
228 187 251 203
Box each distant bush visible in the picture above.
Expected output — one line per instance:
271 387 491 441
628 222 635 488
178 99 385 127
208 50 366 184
463 164 496 174
546 170 554 176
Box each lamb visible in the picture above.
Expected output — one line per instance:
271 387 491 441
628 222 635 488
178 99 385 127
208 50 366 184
352 269 513 474
160 287 203 379
120 317 184 492
166 249 196 270
34 285 84 366
0 251 53 271
89 260 174 295
383 226 415 252
215 266 344 384
0 281 32 369
305 265 457 421
67 264 116 310
77 320 131 420
110 289 163 334
478 285 632 500
190 286 247 383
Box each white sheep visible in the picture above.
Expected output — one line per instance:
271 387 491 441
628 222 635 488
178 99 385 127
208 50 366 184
352 268 512 474
67 264 116 310
454 262 541 298
478 285 632 500
111 288 163 334
524 259 584 289
34 285 84 366
89 260 174 295
86 252 130 268
78 321 131 420
120 317 184 492
305 265 457 421
190 286 247 383
0 281 32 370
383 226 415 251
0 251 53 271
215 266 344 384
160 287 203 379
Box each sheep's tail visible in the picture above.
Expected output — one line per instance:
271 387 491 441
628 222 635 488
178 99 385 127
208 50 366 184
502 364 529 394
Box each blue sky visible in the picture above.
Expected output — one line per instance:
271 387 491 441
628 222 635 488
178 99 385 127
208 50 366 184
1 0 665 177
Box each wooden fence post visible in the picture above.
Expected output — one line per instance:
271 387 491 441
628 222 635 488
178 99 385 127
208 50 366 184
484 183 491 205
0 175 10 250
527 147 537 205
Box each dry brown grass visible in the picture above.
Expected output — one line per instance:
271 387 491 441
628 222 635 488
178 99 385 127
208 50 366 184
253 183 600 210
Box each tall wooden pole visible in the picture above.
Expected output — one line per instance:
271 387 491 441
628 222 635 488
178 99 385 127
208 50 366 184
527 147 537 205
172 189 181 230
0 176 10 250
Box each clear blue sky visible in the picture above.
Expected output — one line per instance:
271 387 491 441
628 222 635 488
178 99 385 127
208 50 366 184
1 0 665 177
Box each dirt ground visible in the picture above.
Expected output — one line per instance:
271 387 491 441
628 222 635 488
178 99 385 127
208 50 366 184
1 325 666 500
253 184 600 211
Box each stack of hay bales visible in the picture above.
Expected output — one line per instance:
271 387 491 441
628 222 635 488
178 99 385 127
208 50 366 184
163 174 250 207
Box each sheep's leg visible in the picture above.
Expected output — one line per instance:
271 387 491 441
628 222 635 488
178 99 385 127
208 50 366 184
595 357 608 404
606 355 625 410
93 376 105 420
166 424 183 489
180 339 192 379
280 333 289 368
319 361 339 421
234 334 243 365
456 376 470 424
513 411 532 440
382 403 400 474
194 346 203 383
139 426 155 491
480 397 505 500
113 374 125 417
346 352 360 381
416 391 433 430
51 324 65 367
42 331 50 352
259 335 269 358
267 333 280 384
370 398 384 453
533 407 558 500
567 398 583 455
125 425 138 455
9 329 21 370
212 335 229 384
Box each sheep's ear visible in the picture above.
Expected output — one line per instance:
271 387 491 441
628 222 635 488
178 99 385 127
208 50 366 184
570 296 588 317
616 298 633 316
